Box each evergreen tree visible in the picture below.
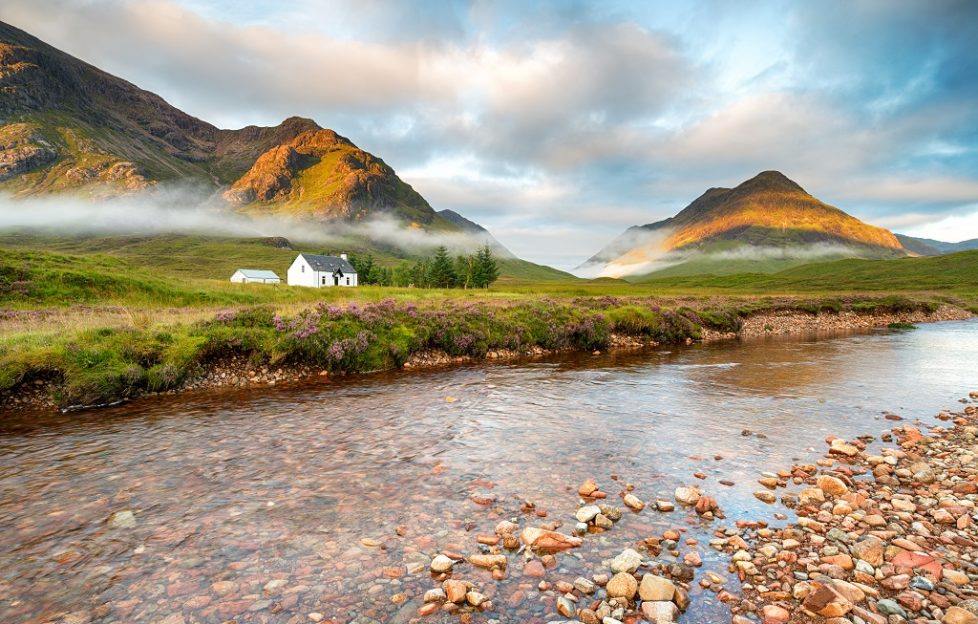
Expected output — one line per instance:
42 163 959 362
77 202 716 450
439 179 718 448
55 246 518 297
393 262 413 287
350 254 376 284
411 259 429 288
474 245 500 288
428 246 457 288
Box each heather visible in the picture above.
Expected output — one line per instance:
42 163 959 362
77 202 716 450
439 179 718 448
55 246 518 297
1 292 955 409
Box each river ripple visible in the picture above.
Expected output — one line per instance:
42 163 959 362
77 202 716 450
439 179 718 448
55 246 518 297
1 320 977 624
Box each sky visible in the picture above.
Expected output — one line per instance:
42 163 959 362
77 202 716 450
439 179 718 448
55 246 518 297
3 0 978 269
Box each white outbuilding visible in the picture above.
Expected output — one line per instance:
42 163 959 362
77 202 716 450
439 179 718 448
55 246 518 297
230 269 281 284
287 253 358 287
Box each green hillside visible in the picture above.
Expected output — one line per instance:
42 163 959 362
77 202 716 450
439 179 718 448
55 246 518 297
639 249 978 294
0 231 577 309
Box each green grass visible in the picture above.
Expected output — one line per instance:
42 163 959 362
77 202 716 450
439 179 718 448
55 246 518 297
0 232 578 305
636 250 978 296
5 292 945 409
2 232 976 410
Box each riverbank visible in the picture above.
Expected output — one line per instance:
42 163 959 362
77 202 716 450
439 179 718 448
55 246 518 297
726 400 978 624
0 295 971 412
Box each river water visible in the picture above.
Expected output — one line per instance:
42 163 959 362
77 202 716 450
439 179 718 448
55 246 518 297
2 320 977 624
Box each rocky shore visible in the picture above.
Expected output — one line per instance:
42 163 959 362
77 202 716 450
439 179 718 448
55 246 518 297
2 305 971 413
723 397 978 624
391 394 978 624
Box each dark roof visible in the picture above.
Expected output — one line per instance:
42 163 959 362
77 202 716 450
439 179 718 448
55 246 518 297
298 253 356 274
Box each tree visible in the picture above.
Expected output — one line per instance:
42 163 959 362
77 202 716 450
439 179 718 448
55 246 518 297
393 262 413 287
454 254 475 289
428 246 457 288
473 245 500 288
349 254 376 284
411 258 430 288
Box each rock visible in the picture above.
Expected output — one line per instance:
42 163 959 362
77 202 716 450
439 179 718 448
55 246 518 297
943 606 978 624
829 439 859 457
576 505 602 523
465 590 487 607
468 553 507 569
816 475 849 496
641 600 679 623
674 486 701 505
638 574 675 601
594 513 614 529
520 527 583 552
424 588 446 602
579 479 599 496
574 577 596 594
610 548 643 574
656 500 675 512
430 554 454 573
623 493 645 511
523 560 546 577
802 582 853 617
761 604 790 623
107 510 136 529
443 579 467 603
557 596 576 617
605 572 638 600
850 535 884 567
754 491 776 503
944 569 970 585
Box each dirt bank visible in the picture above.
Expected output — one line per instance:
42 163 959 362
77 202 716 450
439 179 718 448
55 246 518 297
2 304 972 414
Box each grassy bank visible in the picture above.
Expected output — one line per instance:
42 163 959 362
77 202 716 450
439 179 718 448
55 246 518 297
3 233 978 409
0 293 957 410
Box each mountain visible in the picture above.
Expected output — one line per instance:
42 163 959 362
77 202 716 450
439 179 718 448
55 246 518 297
0 20 456 231
435 209 515 257
895 233 978 256
0 21 325 193
580 171 906 278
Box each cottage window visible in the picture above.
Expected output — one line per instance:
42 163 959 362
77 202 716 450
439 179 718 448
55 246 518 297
322 275 326 285
346 277 350 285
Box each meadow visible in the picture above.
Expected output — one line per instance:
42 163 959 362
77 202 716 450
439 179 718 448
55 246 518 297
1 232 976 409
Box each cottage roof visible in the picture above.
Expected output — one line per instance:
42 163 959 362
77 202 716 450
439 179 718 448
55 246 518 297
298 253 356 274
234 269 280 279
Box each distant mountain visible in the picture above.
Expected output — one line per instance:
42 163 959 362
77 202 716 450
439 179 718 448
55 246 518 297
222 128 451 227
0 20 456 232
580 171 906 278
435 209 515 257
895 233 978 256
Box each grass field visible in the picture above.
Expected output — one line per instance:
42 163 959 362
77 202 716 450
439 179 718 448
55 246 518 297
2 231 976 409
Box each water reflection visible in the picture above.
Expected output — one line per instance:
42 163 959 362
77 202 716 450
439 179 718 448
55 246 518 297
1 320 976 623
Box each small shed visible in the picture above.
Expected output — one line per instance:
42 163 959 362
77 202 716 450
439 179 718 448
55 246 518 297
230 269 281 284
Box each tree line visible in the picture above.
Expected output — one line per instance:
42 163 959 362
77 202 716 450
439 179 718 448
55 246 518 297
348 245 500 288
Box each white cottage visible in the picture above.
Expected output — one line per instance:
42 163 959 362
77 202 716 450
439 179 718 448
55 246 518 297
230 269 281 284
287 253 358 287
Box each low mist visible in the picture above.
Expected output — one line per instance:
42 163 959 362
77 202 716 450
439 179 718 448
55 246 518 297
0 187 497 256
578 232 874 279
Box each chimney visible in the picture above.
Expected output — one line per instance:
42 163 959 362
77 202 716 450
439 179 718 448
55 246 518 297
340 253 348 261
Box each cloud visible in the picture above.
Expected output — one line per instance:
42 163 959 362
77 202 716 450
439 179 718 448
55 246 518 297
0 188 498 255
3 0 978 269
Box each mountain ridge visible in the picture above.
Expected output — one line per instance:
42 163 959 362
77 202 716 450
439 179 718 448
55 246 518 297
581 171 907 277
0 19 460 232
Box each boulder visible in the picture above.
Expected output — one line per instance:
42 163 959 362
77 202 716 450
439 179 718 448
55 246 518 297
638 574 675 602
605 572 638 599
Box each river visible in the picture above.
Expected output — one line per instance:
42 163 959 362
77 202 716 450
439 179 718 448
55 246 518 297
2 319 977 624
